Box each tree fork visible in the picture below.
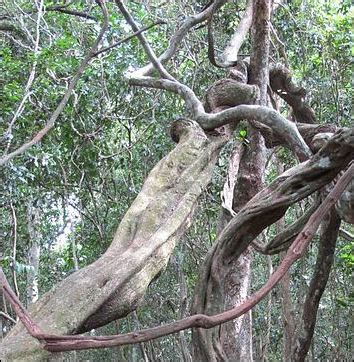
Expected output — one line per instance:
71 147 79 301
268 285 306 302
0 120 226 361
1 156 352 355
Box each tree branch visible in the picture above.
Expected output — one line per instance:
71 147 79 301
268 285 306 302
0 311 16 325
121 1 310 162
0 1 109 167
339 228 354 242
27 1 97 21
133 0 228 77
2 0 44 154
93 20 166 57
1 132 352 353
292 208 341 361
253 199 321 255
127 75 311 161
269 64 316 124
222 0 253 64
115 0 174 80
0 268 43 337
45 7 97 21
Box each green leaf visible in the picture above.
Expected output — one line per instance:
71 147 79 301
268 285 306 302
239 129 247 138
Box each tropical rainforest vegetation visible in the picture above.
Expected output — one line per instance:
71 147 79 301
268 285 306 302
0 0 353 361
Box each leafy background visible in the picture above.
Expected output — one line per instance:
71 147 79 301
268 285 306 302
0 0 352 360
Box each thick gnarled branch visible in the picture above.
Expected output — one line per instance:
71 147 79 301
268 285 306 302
1 141 352 354
291 208 341 361
253 200 320 255
0 120 226 360
269 64 316 124
120 0 311 162
127 75 312 161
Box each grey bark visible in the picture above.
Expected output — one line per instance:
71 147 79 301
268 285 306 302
291 209 341 361
26 200 41 306
191 128 353 361
191 1 278 359
0 120 225 361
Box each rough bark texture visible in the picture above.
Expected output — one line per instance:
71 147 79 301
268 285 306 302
220 245 253 361
191 2 272 360
191 66 267 361
0 120 225 361
280 249 295 360
249 0 271 105
308 131 354 224
0 129 352 358
335 177 354 224
205 79 258 114
275 163 296 361
220 1 270 359
26 200 41 306
216 129 352 263
269 65 316 124
191 127 353 359
219 129 267 362
213 137 265 361
291 209 341 361
1 1 352 360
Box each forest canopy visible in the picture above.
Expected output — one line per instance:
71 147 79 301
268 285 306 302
0 1 353 361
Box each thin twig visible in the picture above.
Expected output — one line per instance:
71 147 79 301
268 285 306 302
0 31 33 50
3 0 44 154
135 0 227 77
1 163 352 352
339 228 354 242
115 0 174 80
270 23 289 68
9 202 19 299
0 1 109 167
46 8 97 21
93 20 166 57
27 1 96 21
0 311 16 324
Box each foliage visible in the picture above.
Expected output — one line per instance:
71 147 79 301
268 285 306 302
0 0 352 360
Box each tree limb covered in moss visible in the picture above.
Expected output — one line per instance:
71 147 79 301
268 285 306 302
0 129 352 356
0 120 226 360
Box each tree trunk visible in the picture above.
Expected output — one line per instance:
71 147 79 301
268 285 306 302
291 208 341 361
26 200 41 306
280 251 295 361
276 163 296 362
0 120 225 361
222 1 272 359
191 1 277 359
